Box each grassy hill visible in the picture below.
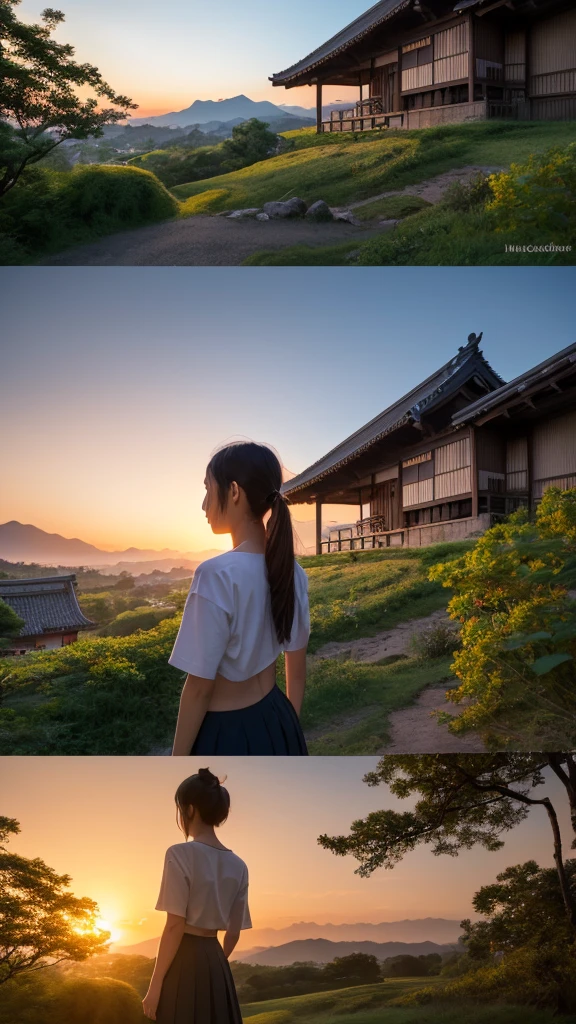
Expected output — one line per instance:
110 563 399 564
0 544 467 755
240 979 563 1024
172 120 573 212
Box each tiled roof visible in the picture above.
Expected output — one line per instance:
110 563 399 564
282 336 504 497
0 575 96 637
270 0 411 84
452 341 576 425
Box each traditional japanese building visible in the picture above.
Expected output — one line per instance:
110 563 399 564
281 337 576 553
0 574 96 655
270 0 576 131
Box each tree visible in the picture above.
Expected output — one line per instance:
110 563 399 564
221 118 278 171
461 859 576 960
0 0 137 197
322 952 382 985
318 754 576 933
0 817 109 985
113 573 135 591
0 598 24 648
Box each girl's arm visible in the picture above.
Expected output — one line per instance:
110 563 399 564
222 929 241 959
172 674 216 755
284 647 307 716
142 913 186 1020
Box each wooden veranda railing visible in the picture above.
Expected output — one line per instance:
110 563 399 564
322 99 404 133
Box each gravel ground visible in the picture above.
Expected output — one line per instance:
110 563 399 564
39 215 384 266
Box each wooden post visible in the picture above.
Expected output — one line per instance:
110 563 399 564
315 499 322 554
468 13 475 106
316 81 323 134
394 47 402 112
470 425 479 518
527 427 534 512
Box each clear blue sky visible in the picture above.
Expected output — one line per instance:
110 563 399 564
1 266 574 550
20 0 377 114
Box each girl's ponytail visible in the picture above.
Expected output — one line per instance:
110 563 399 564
206 441 296 645
265 490 295 645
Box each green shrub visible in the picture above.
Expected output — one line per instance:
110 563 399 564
487 141 576 234
429 488 576 746
443 172 493 213
0 616 182 754
100 606 172 637
0 164 178 261
410 623 461 660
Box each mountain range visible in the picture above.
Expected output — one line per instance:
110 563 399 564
114 919 463 961
234 938 462 966
0 521 221 571
128 93 349 128
130 94 303 128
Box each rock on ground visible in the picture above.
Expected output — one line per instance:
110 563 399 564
263 200 303 219
285 196 307 216
333 210 361 225
305 200 333 222
227 208 261 219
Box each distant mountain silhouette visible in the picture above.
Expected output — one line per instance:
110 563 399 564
114 919 463 961
0 521 222 569
130 94 295 128
237 938 461 966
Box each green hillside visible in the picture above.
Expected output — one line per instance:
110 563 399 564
240 979 563 1024
0 544 465 754
172 120 573 212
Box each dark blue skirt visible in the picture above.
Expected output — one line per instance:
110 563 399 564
156 934 241 1024
191 685 308 756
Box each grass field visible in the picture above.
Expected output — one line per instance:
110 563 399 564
172 121 574 212
0 545 465 754
301 656 454 755
240 979 567 1024
302 544 471 650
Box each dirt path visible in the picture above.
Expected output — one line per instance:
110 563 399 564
313 608 485 754
382 688 485 753
335 164 504 212
314 608 451 662
39 215 385 266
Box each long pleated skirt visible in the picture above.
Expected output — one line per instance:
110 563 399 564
191 684 308 755
156 934 242 1024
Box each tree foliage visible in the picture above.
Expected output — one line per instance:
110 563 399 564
0 0 137 196
487 142 576 235
429 489 576 746
0 817 109 985
318 754 576 929
0 597 24 648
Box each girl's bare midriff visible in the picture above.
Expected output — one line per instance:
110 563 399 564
184 924 219 937
206 659 277 711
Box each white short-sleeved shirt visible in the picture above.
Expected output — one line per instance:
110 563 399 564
168 550 310 682
155 841 251 932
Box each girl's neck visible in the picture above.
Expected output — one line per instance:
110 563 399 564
188 824 227 849
231 519 266 553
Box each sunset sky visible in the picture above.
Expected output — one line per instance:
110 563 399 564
1 267 574 554
20 0 374 115
2 757 570 950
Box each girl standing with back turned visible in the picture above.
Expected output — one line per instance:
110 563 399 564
169 441 309 755
143 768 250 1023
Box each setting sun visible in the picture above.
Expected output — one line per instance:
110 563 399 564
95 918 123 944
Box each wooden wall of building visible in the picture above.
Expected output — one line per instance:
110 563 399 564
530 9 576 97
504 30 526 82
532 410 576 498
401 435 472 508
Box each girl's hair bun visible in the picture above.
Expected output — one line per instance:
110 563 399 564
175 770 230 834
198 767 219 788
